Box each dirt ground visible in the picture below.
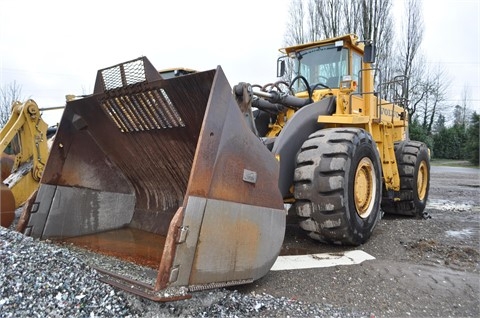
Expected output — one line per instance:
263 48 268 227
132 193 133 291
235 165 480 317
6 164 477 317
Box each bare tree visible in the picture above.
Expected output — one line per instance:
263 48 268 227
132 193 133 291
286 0 392 40
285 0 308 46
0 81 23 128
343 0 362 35
311 0 344 39
450 86 472 129
453 104 464 127
460 85 471 127
306 0 321 41
396 0 424 119
284 0 393 64
394 0 458 136
416 65 449 134
366 0 394 85
404 55 426 116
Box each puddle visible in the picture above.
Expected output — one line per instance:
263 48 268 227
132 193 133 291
445 228 475 239
427 199 474 212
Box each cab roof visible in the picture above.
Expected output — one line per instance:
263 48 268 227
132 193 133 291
279 34 364 55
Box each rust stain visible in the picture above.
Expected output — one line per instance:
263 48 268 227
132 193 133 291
155 207 183 290
61 227 166 268
16 189 37 233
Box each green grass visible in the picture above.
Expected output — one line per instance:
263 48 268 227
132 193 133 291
430 159 479 168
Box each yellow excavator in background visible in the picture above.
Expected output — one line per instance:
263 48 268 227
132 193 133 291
0 100 61 227
11 34 429 302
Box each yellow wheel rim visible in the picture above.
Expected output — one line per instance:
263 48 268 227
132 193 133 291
354 157 376 219
417 160 428 201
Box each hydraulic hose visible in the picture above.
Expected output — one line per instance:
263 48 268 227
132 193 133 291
233 83 310 109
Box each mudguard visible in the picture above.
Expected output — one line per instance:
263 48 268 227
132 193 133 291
272 97 336 197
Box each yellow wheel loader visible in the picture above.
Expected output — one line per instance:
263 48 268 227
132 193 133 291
234 33 430 245
18 34 429 301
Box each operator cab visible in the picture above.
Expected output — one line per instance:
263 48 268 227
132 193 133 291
277 34 376 97
293 41 349 91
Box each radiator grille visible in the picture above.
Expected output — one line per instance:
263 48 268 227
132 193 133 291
101 88 185 133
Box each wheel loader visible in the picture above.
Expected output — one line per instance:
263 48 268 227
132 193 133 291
17 33 429 301
235 33 430 245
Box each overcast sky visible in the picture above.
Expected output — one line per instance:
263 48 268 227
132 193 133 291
1 0 479 126
420 0 480 120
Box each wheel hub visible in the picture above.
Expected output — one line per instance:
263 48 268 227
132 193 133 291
354 157 376 218
417 161 428 201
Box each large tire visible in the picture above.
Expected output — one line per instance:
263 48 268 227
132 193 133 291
381 141 430 217
294 128 382 245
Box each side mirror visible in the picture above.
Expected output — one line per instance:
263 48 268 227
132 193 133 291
277 58 286 77
364 43 376 64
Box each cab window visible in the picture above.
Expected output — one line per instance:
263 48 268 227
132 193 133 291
352 52 362 93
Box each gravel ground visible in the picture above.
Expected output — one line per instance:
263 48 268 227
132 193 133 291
1 165 478 317
0 227 370 317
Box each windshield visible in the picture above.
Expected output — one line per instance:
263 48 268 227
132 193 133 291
291 44 348 92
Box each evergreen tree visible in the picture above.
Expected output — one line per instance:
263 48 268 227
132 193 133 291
433 124 468 159
409 119 433 152
432 113 445 134
464 112 479 165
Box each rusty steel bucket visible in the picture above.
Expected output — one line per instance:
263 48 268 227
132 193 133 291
1 154 15 228
0 184 15 228
21 57 285 301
